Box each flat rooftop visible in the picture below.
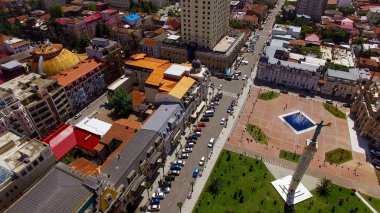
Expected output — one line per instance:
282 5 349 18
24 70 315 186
320 46 355 67
75 117 112 136
213 36 237 53
164 64 191 77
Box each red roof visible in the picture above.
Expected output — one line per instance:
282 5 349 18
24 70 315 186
340 18 354 30
42 123 101 159
42 124 76 159
84 13 102 23
73 127 101 152
55 18 70 25
305 34 321 45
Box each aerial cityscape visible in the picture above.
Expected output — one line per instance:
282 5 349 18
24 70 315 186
0 0 379 212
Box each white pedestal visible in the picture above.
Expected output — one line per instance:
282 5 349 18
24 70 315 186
271 175 313 205
306 139 318 149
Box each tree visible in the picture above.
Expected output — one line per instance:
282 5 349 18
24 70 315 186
207 177 222 195
352 38 364 45
50 3 63 19
85 3 97 11
190 180 195 193
78 36 90 53
109 88 133 117
143 181 151 199
316 177 333 198
177 202 183 213
338 7 356 16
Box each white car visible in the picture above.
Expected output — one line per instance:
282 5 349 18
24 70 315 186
173 160 185 166
148 204 160 211
178 153 189 159
152 191 165 199
169 170 180 176
161 186 171 193
220 117 226 125
182 148 193 153
242 75 247 80
195 131 201 137
218 84 223 90
208 138 215 148
199 157 205 166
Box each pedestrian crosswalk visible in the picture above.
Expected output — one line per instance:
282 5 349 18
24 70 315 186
220 90 238 98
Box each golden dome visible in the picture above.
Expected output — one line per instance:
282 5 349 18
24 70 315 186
31 44 87 76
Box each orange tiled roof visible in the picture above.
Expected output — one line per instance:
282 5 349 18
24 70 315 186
140 38 160 47
11 40 29 48
145 63 171 87
359 57 378 67
114 118 142 130
168 76 196 99
69 157 99 176
52 60 103 87
242 15 258 22
126 54 169 70
130 90 146 107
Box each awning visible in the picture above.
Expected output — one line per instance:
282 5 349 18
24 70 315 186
191 101 206 118
131 175 145 192
150 152 161 164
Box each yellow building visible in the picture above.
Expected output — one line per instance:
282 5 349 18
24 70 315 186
31 43 87 76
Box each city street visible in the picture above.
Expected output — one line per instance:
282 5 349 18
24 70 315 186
146 1 285 212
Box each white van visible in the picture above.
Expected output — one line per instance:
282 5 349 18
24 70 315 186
204 110 214 117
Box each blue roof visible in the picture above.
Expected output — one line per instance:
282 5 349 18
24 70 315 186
123 13 140 22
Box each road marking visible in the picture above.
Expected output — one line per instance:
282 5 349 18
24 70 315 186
220 90 238 98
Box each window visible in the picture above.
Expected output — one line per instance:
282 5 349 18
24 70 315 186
38 156 44 162
20 170 27 176
33 160 38 166
27 165 33 172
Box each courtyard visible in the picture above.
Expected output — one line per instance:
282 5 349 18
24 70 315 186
226 87 380 198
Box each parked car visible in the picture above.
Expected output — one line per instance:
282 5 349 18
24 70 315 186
195 131 201 137
152 192 165 199
160 186 171 193
172 160 185 166
170 164 181 170
148 204 160 211
187 139 197 144
178 153 189 159
200 117 209 122
208 138 215 148
168 170 180 176
194 128 202 132
231 100 236 106
326 100 333 104
150 198 160 205
182 148 193 153
185 143 194 148
199 157 205 166
220 118 226 125
192 167 200 178
160 181 171 187
196 122 206 127
227 107 232 113
165 175 175 181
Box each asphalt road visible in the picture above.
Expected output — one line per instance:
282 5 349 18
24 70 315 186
157 1 284 212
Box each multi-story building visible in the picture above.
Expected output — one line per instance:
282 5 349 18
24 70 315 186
296 0 328 22
86 38 123 85
231 13 259 29
0 131 56 211
110 26 143 50
351 79 380 147
272 24 301 40
6 162 96 213
52 60 106 114
180 0 229 49
107 0 130 10
320 68 371 99
0 73 71 138
367 7 380 25
3 38 30 55
139 38 161 58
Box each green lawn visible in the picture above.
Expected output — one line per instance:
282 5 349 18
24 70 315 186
359 192 380 212
300 46 322 58
325 148 353 165
194 150 372 213
258 91 280 100
279 149 301 163
323 103 346 119
325 62 350 72
246 124 269 144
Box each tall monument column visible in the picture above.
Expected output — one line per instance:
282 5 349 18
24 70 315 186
286 121 331 206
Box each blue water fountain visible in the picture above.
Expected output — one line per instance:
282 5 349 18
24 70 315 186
282 111 315 132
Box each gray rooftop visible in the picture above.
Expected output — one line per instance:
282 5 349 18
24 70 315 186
142 103 182 131
6 163 93 213
0 60 22 70
327 68 371 81
101 129 158 186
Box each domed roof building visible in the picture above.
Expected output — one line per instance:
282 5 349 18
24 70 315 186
31 44 87 76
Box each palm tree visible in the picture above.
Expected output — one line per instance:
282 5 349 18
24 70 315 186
316 177 332 198
143 181 151 199
177 201 183 213
190 180 195 193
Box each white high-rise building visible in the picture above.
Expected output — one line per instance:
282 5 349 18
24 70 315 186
181 0 229 49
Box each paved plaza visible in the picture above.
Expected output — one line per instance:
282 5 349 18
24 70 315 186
227 87 380 198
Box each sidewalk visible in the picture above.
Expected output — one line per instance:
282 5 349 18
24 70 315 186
137 126 193 212
181 62 256 213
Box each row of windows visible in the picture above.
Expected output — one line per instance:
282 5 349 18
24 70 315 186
20 155 45 177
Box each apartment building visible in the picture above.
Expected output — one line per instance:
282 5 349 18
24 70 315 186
320 68 371 99
0 131 56 211
139 38 161 58
0 73 71 138
296 0 328 22
3 38 30 55
180 0 229 49
52 60 106 114
86 38 123 85
351 79 380 147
